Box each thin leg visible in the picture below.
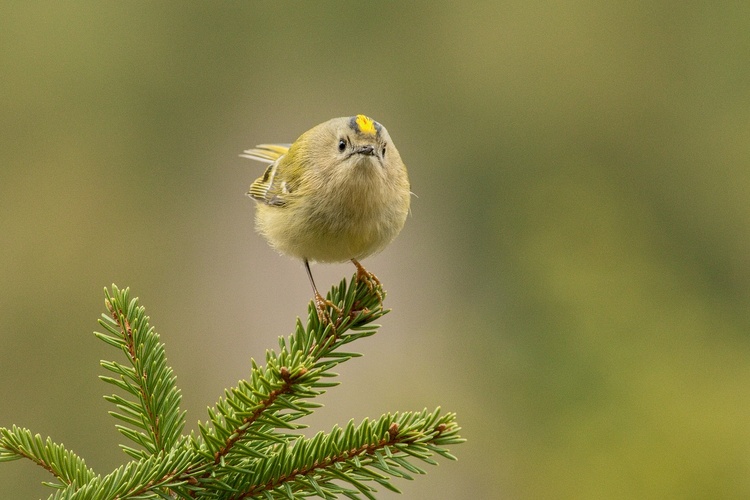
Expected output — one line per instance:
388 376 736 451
304 258 321 297
304 259 341 320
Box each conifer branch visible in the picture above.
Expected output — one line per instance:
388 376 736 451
222 409 463 499
186 277 392 494
46 449 197 500
96 286 187 459
1 278 464 499
0 425 96 488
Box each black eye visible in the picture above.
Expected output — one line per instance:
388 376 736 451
338 139 347 152
382 146 386 158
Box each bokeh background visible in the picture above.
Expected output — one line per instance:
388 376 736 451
2 2 750 498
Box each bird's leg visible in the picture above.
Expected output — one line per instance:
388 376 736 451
304 259 341 323
351 259 384 306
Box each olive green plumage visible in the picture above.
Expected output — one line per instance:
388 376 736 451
242 115 410 320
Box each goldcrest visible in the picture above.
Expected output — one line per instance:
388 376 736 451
242 115 410 318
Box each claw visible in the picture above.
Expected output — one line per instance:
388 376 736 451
305 258 340 330
314 291 342 319
351 259 384 306
307 292 340 353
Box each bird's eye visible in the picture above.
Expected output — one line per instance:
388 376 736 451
382 146 386 158
338 139 347 152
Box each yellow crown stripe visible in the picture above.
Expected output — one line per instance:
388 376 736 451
355 114 377 136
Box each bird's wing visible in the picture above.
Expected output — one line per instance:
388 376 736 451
244 144 295 207
240 143 291 164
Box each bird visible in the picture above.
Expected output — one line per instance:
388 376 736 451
242 115 410 321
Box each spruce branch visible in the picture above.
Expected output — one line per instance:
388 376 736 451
1 277 463 499
0 425 96 488
46 449 197 500
96 286 187 459
219 409 463 499
195 277 387 470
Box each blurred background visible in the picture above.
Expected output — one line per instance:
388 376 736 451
2 2 749 498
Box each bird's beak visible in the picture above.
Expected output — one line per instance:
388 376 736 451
356 145 376 156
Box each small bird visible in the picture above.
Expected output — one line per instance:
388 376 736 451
242 115 410 320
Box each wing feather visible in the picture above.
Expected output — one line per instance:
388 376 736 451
243 144 293 207
240 144 291 164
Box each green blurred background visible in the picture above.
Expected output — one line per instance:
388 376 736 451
2 2 750 498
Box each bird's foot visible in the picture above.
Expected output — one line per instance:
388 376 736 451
351 259 384 308
314 291 342 331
